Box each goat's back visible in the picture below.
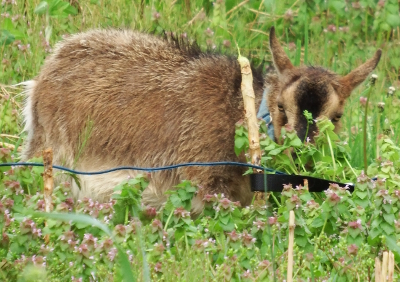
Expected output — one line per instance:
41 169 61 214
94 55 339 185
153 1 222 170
22 29 262 210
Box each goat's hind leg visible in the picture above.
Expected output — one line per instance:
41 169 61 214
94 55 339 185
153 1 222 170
20 80 46 161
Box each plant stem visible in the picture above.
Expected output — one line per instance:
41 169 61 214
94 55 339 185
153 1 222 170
311 262 315 282
304 125 310 144
314 217 328 254
376 110 380 159
125 206 129 225
337 161 346 179
363 86 373 172
326 133 336 179
295 38 301 66
0 99 10 145
287 151 299 175
164 209 174 231
320 217 328 237
270 192 281 208
344 155 357 178
304 16 308 65
297 154 307 172
184 231 189 250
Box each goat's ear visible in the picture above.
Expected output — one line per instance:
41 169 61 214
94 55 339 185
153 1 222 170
340 50 382 96
269 26 294 75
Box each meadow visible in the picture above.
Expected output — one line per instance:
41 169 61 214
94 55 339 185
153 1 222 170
1 0 400 281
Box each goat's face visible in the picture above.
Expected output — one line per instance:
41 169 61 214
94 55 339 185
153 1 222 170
267 27 382 143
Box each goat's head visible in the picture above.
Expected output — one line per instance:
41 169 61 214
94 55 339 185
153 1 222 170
267 27 382 143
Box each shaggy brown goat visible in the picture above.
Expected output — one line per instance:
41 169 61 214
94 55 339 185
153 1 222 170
21 27 381 212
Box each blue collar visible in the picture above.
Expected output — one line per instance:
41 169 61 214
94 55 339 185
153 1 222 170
257 87 274 140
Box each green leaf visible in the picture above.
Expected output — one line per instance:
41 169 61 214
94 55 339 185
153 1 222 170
354 191 368 199
2 17 14 31
48 0 62 12
385 235 400 257
177 189 190 201
117 244 138 281
380 222 395 235
17 235 29 245
354 198 369 209
74 221 91 229
35 1 49 15
347 236 364 246
295 235 308 247
239 258 251 270
348 227 361 238
382 204 392 214
383 213 395 224
235 127 243 136
220 221 235 232
0 30 15 46
386 14 400 27
45 25 53 43
219 215 230 225
289 138 302 147
64 2 78 15
262 144 276 151
46 219 61 228
371 218 382 229
299 193 313 202
9 242 25 254
169 194 183 208
380 22 391 31
67 172 81 190
185 186 197 193
31 212 112 236
263 0 276 11
337 203 349 215
268 148 282 156
57 252 67 262
311 217 325 228
235 136 247 149
174 228 185 241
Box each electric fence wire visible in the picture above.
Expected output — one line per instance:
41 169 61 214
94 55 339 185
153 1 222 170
0 161 287 176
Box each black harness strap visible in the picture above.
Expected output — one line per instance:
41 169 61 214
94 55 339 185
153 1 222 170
250 174 354 193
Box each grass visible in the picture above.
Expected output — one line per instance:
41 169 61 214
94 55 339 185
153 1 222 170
1 0 400 281
1 0 399 165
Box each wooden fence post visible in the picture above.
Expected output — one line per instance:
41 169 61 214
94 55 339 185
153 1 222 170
287 210 295 282
43 148 54 212
387 251 394 282
237 54 261 169
375 257 382 282
381 251 388 282
43 148 53 244
375 250 395 282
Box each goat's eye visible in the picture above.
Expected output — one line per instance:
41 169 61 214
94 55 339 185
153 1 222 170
278 104 285 112
333 114 342 122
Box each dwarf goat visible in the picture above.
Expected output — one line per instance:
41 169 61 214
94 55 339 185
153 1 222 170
21 27 381 212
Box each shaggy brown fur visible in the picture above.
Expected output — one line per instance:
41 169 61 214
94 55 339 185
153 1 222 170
21 27 381 212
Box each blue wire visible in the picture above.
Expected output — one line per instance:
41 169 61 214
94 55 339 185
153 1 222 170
0 161 287 176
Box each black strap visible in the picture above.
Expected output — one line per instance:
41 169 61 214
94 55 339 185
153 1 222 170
250 174 354 193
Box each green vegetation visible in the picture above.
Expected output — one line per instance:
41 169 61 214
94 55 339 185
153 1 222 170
1 0 400 281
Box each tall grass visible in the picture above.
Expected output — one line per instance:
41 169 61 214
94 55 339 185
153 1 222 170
1 0 399 166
